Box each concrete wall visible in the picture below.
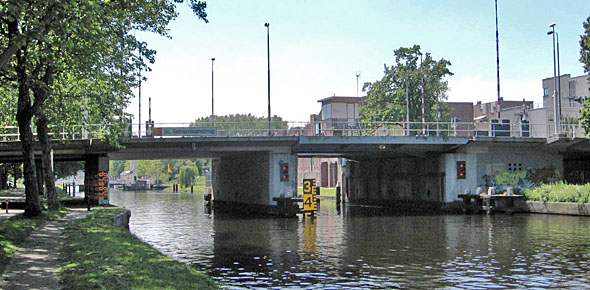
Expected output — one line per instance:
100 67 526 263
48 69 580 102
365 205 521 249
441 143 563 202
268 153 298 203
345 156 443 206
212 152 270 205
439 153 478 203
212 152 297 207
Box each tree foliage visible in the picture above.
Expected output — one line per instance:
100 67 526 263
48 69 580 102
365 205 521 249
192 114 288 136
579 17 590 135
360 45 452 130
179 165 199 187
0 0 208 215
580 16 590 75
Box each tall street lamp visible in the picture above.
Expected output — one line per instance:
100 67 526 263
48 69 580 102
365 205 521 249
138 42 146 138
211 57 215 118
265 22 271 135
548 23 560 134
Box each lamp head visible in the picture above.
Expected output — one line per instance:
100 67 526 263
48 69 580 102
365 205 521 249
549 22 556 28
547 31 554 35
264 23 269 27
211 57 215 61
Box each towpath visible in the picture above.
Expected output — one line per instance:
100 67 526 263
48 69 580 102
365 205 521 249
0 209 89 290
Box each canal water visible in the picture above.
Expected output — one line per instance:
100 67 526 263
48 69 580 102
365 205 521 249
111 190 590 289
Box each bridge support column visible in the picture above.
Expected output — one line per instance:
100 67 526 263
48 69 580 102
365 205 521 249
212 151 297 215
84 155 110 205
344 156 443 212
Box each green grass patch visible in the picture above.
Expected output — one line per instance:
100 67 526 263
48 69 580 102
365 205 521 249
525 182 590 204
59 207 217 290
0 209 69 274
297 187 337 196
179 177 207 193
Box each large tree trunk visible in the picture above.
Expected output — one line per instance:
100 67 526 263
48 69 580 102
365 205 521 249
16 48 43 217
37 114 59 210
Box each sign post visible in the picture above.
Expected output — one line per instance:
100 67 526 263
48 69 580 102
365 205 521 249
303 178 317 218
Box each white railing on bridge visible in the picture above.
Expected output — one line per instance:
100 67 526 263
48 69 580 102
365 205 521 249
0 124 112 142
1 121 587 141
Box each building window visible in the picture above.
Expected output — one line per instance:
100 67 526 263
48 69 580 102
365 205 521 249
543 88 549 97
569 80 576 97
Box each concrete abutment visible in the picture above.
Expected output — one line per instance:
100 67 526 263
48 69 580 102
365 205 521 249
211 151 298 215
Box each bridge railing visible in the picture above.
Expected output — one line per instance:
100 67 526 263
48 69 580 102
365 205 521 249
126 121 588 139
0 124 112 142
2 121 587 141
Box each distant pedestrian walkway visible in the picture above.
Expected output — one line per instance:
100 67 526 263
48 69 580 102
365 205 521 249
0 209 23 220
0 209 89 290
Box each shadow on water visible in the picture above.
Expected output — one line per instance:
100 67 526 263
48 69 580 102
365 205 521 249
111 190 590 289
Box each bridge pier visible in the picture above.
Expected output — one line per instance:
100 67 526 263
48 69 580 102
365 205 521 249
212 151 297 215
439 143 563 211
84 155 110 205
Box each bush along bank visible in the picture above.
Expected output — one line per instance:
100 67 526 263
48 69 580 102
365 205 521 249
58 207 217 290
0 209 69 275
525 183 590 204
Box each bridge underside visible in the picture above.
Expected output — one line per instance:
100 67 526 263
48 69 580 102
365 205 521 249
4 136 590 214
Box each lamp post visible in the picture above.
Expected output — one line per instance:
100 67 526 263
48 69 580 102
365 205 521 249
211 57 215 118
548 23 560 134
556 32 562 119
137 42 146 138
264 22 271 135
495 0 501 119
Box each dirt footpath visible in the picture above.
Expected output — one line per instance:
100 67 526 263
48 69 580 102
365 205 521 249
0 210 89 290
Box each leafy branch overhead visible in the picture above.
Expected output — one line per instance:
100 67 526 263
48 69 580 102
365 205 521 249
0 0 208 216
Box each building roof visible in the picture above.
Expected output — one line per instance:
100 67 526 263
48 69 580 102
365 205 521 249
317 96 366 104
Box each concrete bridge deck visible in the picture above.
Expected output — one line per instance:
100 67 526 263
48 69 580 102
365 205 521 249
3 135 588 162
3 128 590 215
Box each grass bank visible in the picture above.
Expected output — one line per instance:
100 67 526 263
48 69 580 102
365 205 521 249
525 183 590 204
59 207 217 290
0 209 69 275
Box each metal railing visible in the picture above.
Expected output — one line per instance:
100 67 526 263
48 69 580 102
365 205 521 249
0 124 112 142
1 121 587 141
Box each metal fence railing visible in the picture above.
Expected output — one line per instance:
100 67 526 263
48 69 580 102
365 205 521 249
1 121 587 141
0 124 112 142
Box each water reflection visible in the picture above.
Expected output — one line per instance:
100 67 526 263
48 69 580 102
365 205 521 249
111 190 590 289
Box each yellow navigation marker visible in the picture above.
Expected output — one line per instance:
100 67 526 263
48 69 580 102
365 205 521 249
303 178 317 217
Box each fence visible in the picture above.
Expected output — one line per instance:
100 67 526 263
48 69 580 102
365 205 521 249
1 120 587 141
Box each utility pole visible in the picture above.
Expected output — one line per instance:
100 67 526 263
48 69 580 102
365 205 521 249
211 57 215 118
406 70 410 136
495 0 501 119
138 44 142 138
420 53 426 135
265 23 271 135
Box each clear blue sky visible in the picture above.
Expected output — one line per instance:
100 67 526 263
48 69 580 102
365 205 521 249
133 0 590 123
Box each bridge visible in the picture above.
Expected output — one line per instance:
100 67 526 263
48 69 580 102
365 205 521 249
2 120 590 214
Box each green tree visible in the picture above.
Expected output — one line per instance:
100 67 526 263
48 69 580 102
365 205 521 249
110 160 127 178
54 161 84 180
179 165 199 187
0 0 208 215
192 114 288 136
360 45 452 133
579 17 590 135
580 16 590 74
